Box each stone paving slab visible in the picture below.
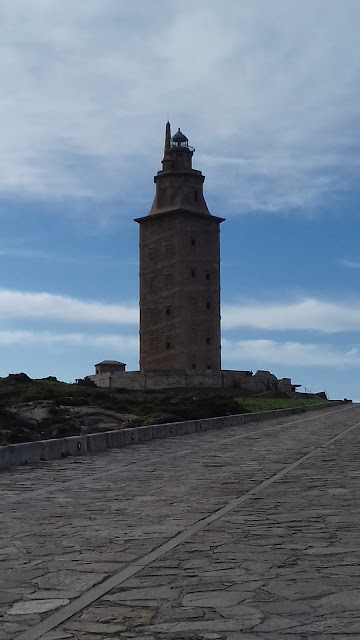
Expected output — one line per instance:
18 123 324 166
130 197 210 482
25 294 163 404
1 404 360 639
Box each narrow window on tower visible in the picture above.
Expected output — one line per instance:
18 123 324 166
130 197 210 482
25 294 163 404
166 340 171 350
191 238 196 247
206 337 211 345
165 307 171 317
192 363 196 369
191 269 196 278
207 364 212 370
206 272 210 280
206 302 211 310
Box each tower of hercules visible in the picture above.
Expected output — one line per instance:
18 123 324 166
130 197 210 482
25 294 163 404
135 123 225 373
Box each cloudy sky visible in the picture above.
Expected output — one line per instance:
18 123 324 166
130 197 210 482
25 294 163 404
1 0 360 399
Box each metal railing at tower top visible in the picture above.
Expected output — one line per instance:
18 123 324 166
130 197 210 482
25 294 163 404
170 140 195 151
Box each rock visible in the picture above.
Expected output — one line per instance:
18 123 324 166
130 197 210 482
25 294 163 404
316 589 360 612
41 633 73 640
8 599 69 615
27 590 79 600
254 615 302 632
33 571 106 593
182 590 250 608
262 579 336 600
149 619 258 633
0 591 22 604
7 373 32 383
105 586 176 602
64 604 156 631
64 622 126 634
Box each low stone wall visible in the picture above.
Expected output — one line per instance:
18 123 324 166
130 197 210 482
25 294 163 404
0 401 346 471
87 369 293 393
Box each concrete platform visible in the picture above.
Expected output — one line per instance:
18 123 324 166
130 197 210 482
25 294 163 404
1 403 360 639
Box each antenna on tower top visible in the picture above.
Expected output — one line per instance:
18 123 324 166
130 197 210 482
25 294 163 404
164 120 171 152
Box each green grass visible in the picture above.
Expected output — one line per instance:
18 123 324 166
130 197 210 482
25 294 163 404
235 395 325 413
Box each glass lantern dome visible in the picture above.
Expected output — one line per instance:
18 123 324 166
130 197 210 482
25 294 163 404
171 128 189 148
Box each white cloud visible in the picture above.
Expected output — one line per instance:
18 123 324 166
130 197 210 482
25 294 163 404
0 1 358 213
222 338 360 368
0 289 138 324
0 328 356 370
222 298 360 333
3 289 360 335
0 329 138 351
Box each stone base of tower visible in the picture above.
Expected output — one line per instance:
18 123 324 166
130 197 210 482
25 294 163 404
86 369 294 394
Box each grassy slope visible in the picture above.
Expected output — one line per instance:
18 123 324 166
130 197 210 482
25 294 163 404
235 395 324 412
0 375 326 445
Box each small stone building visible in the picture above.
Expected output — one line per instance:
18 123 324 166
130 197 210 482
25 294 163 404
94 360 126 375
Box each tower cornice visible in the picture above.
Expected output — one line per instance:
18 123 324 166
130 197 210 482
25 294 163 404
135 208 225 225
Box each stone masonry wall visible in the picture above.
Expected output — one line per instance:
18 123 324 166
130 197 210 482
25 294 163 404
87 370 294 393
137 211 222 373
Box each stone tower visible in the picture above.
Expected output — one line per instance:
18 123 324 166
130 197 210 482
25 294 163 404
135 123 224 372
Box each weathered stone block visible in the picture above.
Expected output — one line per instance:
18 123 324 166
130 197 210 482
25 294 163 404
188 420 199 434
86 432 107 452
8 441 40 467
0 445 10 469
137 425 154 443
214 416 227 430
39 438 65 461
199 418 216 431
62 435 87 457
106 429 126 449
176 420 196 436
277 377 292 393
123 428 139 445
153 423 173 439
243 412 257 424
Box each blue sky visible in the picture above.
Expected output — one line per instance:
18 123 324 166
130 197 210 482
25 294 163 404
1 0 360 399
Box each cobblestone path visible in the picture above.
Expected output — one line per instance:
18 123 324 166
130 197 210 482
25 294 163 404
1 404 360 640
